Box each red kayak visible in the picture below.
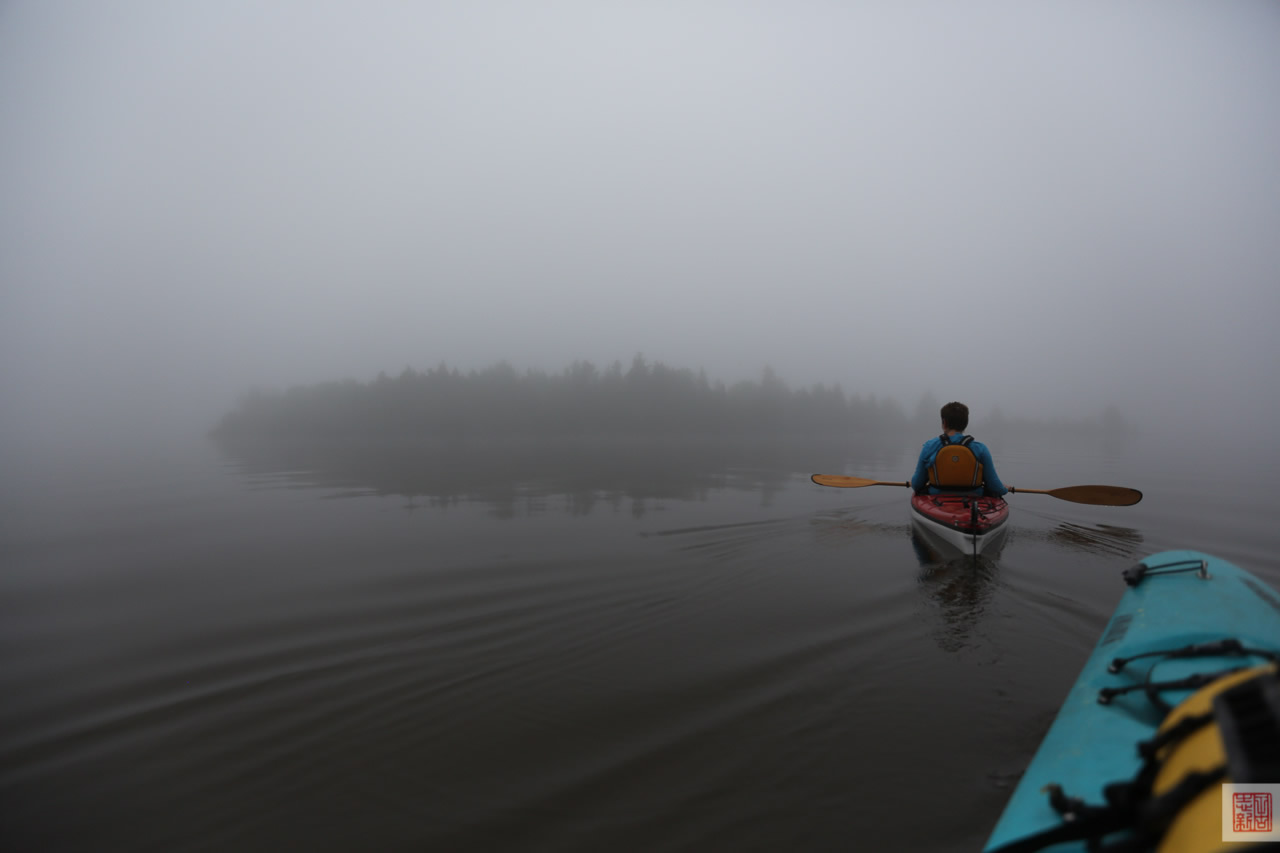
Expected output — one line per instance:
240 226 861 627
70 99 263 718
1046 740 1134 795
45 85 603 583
910 494 1010 555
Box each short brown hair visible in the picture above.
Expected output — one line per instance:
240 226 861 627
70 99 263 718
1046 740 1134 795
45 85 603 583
940 402 969 432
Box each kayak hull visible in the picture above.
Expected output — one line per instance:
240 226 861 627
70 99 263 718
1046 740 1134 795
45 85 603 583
983 550 1280 851
909 494 1010 555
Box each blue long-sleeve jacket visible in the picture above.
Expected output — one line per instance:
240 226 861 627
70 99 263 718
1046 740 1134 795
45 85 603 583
910 434 1008 496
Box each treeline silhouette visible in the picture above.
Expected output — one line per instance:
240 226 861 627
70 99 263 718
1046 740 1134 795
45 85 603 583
213 356 913 440
213 356 1131 442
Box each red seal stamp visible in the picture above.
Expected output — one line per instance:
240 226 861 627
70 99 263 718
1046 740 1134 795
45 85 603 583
1233 792 1273 833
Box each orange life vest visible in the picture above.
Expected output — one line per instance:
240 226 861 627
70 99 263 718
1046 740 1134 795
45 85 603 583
927 434 985 490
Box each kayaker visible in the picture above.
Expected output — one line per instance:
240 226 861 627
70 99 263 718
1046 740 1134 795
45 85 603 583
910 402 1008 497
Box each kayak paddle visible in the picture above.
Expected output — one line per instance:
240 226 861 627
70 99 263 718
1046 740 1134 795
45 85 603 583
1007 485 1142 506
810 475 909 489
810 475 1143 506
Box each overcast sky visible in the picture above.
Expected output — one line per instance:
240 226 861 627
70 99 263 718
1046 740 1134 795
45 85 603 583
2 1 1278 449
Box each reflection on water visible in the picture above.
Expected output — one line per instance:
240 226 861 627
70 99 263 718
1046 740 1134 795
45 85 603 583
214 435 864 518
807 506 908 546
910 530 1003 653
808 510 1008 655
1045 522 1144 559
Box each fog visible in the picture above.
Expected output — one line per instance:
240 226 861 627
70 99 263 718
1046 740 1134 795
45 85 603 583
2 1 1278 456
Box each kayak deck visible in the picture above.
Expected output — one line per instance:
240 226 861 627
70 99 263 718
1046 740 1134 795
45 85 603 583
910 494 1009 535
910 494 1010 555
983 550 1280 851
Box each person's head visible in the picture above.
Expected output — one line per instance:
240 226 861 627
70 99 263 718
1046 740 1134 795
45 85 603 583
940 402 969 432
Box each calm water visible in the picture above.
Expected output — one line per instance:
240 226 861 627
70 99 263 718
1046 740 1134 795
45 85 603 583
2 433 1277 852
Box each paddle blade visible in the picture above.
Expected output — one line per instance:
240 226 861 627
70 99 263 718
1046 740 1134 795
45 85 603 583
811 475 909 489
1047 485 1143 506
812 474 876 488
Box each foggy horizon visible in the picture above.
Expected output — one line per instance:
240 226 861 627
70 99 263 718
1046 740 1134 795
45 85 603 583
3 1 1278 453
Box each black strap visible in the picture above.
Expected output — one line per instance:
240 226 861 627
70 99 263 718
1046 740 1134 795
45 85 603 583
1103 638 1276 715
1123 558 1209 587
1098 669 1245 708
1109 639 1248 674
1137 710 1216 759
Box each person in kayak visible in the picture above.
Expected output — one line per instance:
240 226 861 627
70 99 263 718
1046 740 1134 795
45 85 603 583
911 402 1008 497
